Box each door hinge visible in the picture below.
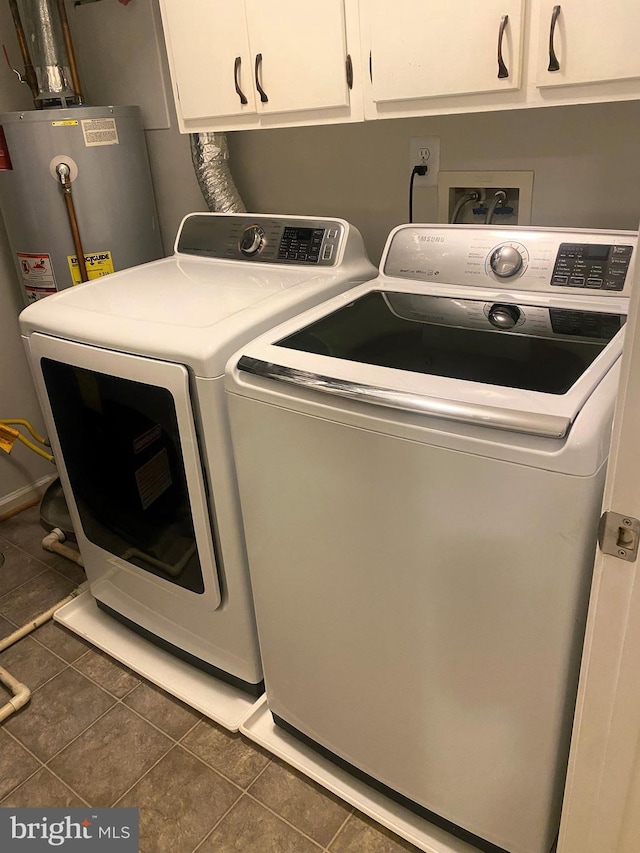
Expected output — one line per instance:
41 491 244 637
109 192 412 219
598 511 640 562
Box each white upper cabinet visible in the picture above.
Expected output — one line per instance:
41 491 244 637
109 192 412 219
535 1 640 90
245 0 350 116
366 0 525 107
159 0 640 132
160 1 256 121
159 0 361 132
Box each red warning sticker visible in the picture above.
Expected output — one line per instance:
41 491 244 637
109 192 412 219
0 126 12 170
17 252 57 302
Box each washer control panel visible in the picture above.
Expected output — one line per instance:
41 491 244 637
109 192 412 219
177 214 345 266
382 226 636 296
550 243 633 291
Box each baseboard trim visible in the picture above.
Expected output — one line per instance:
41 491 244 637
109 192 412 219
0 474 57 521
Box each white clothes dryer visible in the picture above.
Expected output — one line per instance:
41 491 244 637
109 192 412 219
225 226 634 849
20 212 376 696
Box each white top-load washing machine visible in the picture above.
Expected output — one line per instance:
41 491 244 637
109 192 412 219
19 212 376 697
225 225 635 851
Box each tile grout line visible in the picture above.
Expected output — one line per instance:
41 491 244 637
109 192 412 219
0 629 86 688
0 567 55 609
190 792 246 853
239 750 274 790
324 807 357 851
0 533 69 570
5 643 251 805
4 666 132 772
0 728 48 805
107 741 185 809
243 789 330 850
4 666 305 844
14 661 72 696
2 681 381 851
177 736 269 791
35 763 93 808
36 685 201 811
108 732 251 810
36 691 178 809
3 653 352 851
1 724 91 811
29 626 92 663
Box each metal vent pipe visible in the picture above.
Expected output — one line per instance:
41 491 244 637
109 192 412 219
190 132 246 214
10 0 81 107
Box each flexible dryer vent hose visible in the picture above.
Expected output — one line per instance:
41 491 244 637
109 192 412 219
190 133 246 213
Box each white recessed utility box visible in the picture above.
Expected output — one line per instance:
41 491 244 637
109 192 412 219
438 170 534 225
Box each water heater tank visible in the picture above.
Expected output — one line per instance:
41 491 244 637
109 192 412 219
0 105 162 303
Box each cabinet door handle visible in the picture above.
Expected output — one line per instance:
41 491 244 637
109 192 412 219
548 5 561 72
369 50 373 82
497 14 509 79
234 56 248 105
346 54 353 89
254 53 269 103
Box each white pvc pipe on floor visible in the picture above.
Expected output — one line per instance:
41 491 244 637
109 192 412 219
0 585 84 722
0 665 30 722
41 527 84 566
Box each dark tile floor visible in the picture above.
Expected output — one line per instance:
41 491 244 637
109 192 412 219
0 505 421 853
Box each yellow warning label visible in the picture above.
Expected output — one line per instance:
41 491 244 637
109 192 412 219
67 250 115 285
51 120 79 127
0 424 19 454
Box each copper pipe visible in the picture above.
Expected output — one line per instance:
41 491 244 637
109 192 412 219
62 190 89 281
57 164 89 283
8 0 39 103
55 0 83 104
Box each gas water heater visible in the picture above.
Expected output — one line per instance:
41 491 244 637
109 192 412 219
0 106 162 303
0 0 162 303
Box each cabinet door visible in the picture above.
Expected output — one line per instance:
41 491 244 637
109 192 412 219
160 0 256 120
244 0 350 115
367 0 524 104
536 1 640 89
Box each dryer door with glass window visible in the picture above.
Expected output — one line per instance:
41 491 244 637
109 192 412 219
30 333 221 609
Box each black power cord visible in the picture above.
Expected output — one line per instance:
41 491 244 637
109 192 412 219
408 164 428 223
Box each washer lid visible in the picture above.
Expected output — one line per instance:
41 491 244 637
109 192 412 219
230 281 626 439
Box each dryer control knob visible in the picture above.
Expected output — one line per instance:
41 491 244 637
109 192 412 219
488 303 521 330
490 244 523 278
239 225 265 256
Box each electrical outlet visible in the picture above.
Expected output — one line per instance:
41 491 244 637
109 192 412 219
409 137 440 188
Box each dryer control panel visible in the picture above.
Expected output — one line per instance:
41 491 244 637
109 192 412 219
176 214 344 266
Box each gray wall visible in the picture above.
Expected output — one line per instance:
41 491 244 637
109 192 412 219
228 103 640 263
0 4 54 511
2 0 640 506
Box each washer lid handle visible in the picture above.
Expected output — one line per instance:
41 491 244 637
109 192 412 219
236 357 571 439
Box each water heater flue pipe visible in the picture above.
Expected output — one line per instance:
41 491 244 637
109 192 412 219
9 0 79 107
